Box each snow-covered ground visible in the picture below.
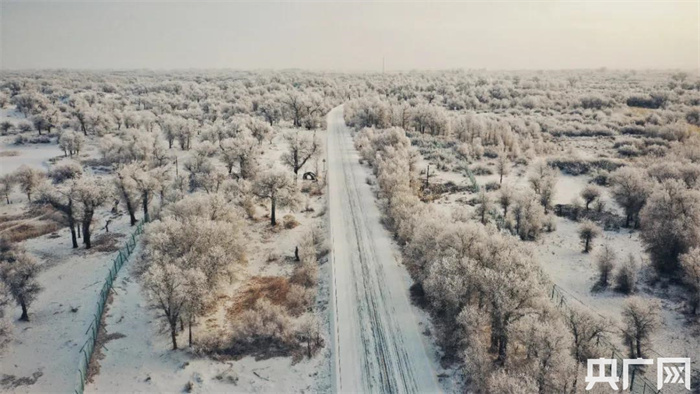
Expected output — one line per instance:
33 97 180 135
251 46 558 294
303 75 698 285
0 143 62 176
0 211 133 393
327 106 443 393
83 127 332 393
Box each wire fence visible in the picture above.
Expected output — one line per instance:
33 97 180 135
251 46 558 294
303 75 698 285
74 220 146 394
549 284 662 394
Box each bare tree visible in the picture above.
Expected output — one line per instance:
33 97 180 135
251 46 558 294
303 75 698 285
528 161 557 213
72 176 112 249
580 185 601 211
578 219 601 253
0 175 15 204
115 165 142 226
621 297 660 358
0 247 42 322
475 190 493 225
143 263 191 350
252 170 298 226
38 181 80 248
596 244 616 287
640 179 700 274
496 154 510 185
565 305 611 392
610 167 651 228
14 166 45 202
281 131 320 177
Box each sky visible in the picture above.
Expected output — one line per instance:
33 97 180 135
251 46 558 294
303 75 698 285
1 1 698 71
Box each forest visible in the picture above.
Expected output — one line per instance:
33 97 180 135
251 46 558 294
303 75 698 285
0 69 698 393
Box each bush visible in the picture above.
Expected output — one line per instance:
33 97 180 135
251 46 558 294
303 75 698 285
615 254 637 294
596 244 616 287
282 214 299 229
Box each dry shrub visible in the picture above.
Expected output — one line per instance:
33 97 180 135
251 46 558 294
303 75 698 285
290 262 318 288
90 233 125 253
282 214 299 229
2 221 61 243
227 276 292 318
0 150 19 157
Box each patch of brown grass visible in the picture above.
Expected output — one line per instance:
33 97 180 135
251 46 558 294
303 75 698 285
226 276 291 318
0 150 19 157
3 221 61 243
89 232 125 253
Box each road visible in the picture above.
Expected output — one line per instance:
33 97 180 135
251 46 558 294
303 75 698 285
327 106 441 394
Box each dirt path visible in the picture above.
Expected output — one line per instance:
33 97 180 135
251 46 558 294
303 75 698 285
327 106 441 393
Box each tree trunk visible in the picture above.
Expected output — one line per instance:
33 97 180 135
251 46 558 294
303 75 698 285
188 318 193 347
126 199 137 226
19 297 29 322
69 221 78 249
143 193 150 222
584 237 590 253
83 213 92 249
170 322 178 350
270 197 277 226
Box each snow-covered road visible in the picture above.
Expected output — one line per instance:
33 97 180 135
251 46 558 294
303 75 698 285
327 107 441 394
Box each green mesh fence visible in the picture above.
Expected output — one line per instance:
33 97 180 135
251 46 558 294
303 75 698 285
74 220 146 394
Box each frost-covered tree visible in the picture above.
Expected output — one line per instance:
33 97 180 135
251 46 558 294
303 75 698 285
72 176 112 249
247 117 273 145
528 161 557 213
0 175 15 204
281 131 320 177
115 165 142 226
38 181 81 248
615 254 637 294
58 130 85 157
252 170 298 226
610 167 651 228
510 189 545 241
640 179 700 274
596 244 616 287
621 297 660 358
131 167 163 222
48 160 83 184
680 247 700 315
14 165 45 202
580 185 601 211
515 316 575 393
219 132 259 179
143 263 194 350
496 154 510 185
475 190 493 225
499 184 514 216
565 305 610 391
578 220 601 253
0 282 12 349
0 247 42 322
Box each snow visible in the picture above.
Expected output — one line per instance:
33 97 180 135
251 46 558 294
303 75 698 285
88 248 328 394
0 211 134 393
327 106 442 393
0 143 61 176
82 126 333 393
